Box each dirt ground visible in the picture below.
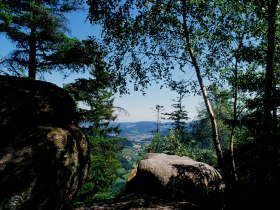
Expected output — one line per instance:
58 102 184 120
74 193 199 210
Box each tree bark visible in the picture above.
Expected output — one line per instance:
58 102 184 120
181 0 224 172
229 57 239 182
28 13 37 79
258 0 278 189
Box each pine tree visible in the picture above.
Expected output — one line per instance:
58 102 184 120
0 0 90 79
65 64 121 137
65 65 127 202
151 104 164 134
164 80 189 142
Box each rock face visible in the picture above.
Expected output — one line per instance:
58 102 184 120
0 76 89 210
0 76 76 146
127 153 224 209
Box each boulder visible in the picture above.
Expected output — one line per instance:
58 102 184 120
0 76 76 146
0 76 89 210
127 153 224 209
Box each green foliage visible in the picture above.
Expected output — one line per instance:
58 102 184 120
190 118 213 149
164 80 189 142
164 131 191 157
67 62 129 204
116 168 127 176
145 131 188 157
0 1 12 31
65 67 121 137
0 0 96 78
48 37 104 72
75 136 122 204
86 0 211 92
189 148 218 167
118 155 133 171
145 133 167 154
151 105 165 134
131 153 144 164
145 131 217 166
85 0 263 92
91 190 118 201
85 0 276 158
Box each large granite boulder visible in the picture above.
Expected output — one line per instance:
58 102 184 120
127 153 224 209
0 76 76 146
0 76 89 210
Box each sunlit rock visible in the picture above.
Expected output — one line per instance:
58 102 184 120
127 153 224 209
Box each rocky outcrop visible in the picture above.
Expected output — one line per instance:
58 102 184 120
0 76 89 210
0 76 76 146
127 153 224 209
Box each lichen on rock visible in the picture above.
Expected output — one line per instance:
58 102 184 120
0 76 89 210
127 153 224 209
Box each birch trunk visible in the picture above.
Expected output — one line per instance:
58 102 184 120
181 0 224 172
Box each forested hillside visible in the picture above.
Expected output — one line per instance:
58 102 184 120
117 121 171 141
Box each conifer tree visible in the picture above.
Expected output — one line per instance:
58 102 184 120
151 104 164 134
65 64 126 202
0 0 92 79
164 80 189 142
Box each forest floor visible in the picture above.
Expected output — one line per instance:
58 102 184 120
74 193 199 210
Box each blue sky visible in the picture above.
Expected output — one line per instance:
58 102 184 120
0 7 201 122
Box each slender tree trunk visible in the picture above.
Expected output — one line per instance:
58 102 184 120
229 58 239 182
155 105 163 134
181 0 224 172
272 86 277 136
189 47 224 169
258 0 278 189
28 14 37 79
156 111 160 134
29 48 37 79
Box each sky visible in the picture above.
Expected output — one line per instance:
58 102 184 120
0 6 202 122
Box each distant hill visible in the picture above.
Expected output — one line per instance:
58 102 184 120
115 121 172 144
81 120 195 145
117 121 171 135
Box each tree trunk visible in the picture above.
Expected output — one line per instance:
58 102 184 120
272 86 278 137
189 47 224 169
28 14 37 79
28 45 37 79
258 0 278 190
229 57 239 183
181 0 224 172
